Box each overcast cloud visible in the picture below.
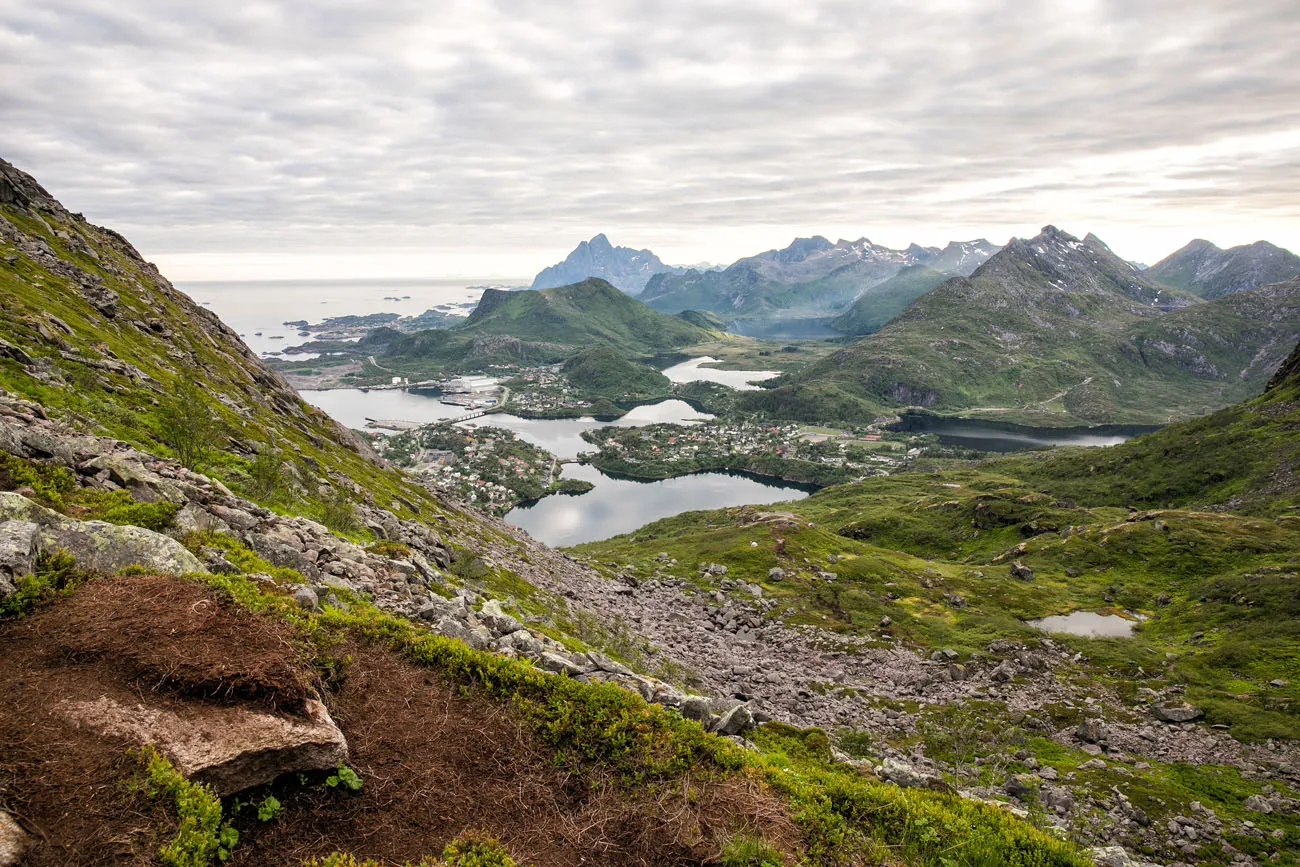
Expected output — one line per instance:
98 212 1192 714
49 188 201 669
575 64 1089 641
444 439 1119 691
2 0 1299 278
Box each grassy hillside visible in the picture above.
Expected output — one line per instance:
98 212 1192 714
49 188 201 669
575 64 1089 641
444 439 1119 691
829 265 947 335
745 227 1300 426
348 279 717 380
561 347 671 402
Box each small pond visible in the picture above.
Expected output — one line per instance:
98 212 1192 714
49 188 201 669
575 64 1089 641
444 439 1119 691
1027 611 1144 638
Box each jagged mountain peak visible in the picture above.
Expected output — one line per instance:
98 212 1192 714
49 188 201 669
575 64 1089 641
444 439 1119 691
530 235 682 294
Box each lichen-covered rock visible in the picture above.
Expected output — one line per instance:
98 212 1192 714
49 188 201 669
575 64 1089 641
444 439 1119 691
39 521 204 575
0 520 39 599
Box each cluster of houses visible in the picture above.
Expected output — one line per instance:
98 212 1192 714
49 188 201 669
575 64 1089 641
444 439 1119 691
587 420 912 472
507 368 593 414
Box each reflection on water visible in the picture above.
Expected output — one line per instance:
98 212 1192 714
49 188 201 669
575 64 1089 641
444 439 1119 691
459 400 712 458
1027 611 1143 638
661 356 779 390
301 388 465 431
504 463 810 547
894 413 1159 453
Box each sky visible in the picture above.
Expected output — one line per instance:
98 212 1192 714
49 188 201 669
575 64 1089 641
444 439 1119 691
2 0 1299 281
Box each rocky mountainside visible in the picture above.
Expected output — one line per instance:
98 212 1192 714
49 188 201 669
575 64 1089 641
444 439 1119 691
1147 239 1300 300
530 233 683 293
745 226 1300 426
638 235 999 319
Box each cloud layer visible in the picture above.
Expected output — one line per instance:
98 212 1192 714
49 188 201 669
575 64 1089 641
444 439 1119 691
2 0 1299 276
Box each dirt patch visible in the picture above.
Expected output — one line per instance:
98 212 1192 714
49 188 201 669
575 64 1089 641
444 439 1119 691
230 645 803 867
48 573 313 711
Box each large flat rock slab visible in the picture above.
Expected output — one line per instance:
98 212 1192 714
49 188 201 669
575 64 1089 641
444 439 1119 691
0 810 26 867
57 695 348 796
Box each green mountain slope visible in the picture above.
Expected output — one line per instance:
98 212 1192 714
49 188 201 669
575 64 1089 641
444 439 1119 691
1147 238 1300 299
362 278 717 376
561 346 671 401
745 227 1300 426
829 265 948 335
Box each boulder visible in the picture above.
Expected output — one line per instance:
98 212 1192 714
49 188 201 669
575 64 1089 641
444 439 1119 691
496 628 543 657
290 585 320 611
1005 774 1036 800
713 703 754 735
39 521 204 575
538 651 587 677
1042 786 1075 813
678 695 713 723
56 695 348 796
1151 704 1203 724
0 491 66 525
0 520 39 599
767 567 785 581
1010 560 1035 581
1076 718 1108 744
478 599 524 636
1243 794 1276 814
1088 846 1139 867
878 757 939 789
0 809 26 867
432 617 492 651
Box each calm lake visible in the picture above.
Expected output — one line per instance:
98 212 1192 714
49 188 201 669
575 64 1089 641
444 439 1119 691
459 400 713 458
893 412 1159 453
661 356 779 390
504 463 810 547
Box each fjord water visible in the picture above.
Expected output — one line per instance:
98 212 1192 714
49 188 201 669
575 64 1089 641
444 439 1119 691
503 463 811 546
299 388 469 430
178 278 514 357
459 400 714 458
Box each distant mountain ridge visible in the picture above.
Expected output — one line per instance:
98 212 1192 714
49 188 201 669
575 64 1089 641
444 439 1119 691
638 235 1000 319
1147 238 1300 299
742 226 1300 426
530 234 684 293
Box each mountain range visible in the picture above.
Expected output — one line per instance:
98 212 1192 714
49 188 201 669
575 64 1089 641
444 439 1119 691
1146 238 1300 299
530 233 684 293
638 236 1002 320
744 226 1300 426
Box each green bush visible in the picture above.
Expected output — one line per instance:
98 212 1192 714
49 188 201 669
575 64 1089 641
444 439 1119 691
140 746 238 866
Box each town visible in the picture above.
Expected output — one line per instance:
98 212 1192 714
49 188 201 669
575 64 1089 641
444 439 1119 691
365 423 590 514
